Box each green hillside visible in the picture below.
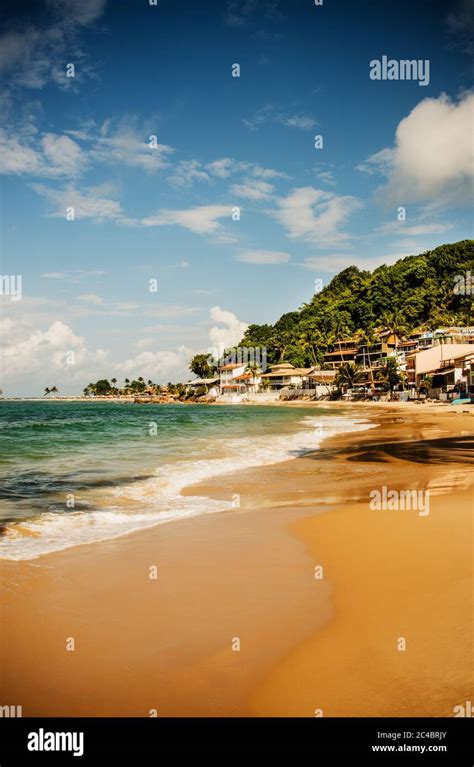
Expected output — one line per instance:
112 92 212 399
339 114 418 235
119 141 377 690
238 240 474 368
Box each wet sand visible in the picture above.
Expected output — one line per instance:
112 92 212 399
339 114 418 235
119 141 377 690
0 405 472 716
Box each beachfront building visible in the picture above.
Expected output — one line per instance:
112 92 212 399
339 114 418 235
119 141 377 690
429 352 474 398
218 362 249 396
406 343 474 397
323 339 358 370
415 350 474 400
231 369 262 394
260 363 313 391
307 369 337 396
354 330 400 384
185 378 220 397
416 326 474 350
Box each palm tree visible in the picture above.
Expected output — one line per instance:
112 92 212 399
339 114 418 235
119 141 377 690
111 377 117 391
334 317 351 363
44 387 50 396
335 362 362 394
356 327 376 386
377 358 401 394
50 386 59 396
245 362 261 391
297 331 318 365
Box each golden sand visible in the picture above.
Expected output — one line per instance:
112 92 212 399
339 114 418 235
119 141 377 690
0 405 472 716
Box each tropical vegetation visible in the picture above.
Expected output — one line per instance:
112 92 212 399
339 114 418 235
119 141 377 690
235 240 473 368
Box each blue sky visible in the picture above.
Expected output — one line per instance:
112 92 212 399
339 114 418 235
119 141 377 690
1 0 473 394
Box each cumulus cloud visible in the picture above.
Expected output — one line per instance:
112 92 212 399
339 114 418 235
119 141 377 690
238 249 290 264
115 347 192 381
0 311 196 392
0 128 85 177
273 186 361 247
0 318 107 381
207 306 248 358
357 93 474 204
0 118 173 180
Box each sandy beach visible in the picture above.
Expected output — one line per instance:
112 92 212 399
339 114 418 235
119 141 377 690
1 403 472 717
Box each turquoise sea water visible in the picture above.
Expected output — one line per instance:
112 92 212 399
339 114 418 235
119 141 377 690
0 401 372 560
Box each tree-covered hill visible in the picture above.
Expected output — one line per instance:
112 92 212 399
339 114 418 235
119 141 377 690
238 240 473 368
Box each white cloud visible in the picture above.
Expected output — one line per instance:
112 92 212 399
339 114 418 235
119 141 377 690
357 93 474 204
273 186 361 247
0 0 106 90
91 120 173 172
141 204 234 235
251 164 288 180
0 128 85 177
356 148 393 176
281 114 316 130
238 249 290 264
208 306 248 357
230 179 273 200
316 170 336 186
40 133 84 176
205 157 248 178
0 117 175 180
0 129 42 174
167 159 210 187
116 347 192 381
32 183 128 222
0 318 107 381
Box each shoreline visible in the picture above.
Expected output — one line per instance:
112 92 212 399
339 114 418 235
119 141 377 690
0 406 372 561
1 405 472 716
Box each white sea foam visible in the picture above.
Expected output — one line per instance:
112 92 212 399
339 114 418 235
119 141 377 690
0 415 375 560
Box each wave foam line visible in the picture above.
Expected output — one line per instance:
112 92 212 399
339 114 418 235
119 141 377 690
0 415 374 560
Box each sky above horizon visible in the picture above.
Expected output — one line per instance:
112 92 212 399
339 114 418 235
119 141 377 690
1 0 473 395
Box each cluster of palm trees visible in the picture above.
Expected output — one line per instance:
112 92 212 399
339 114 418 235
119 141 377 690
82 378 185 398
334 358 404 395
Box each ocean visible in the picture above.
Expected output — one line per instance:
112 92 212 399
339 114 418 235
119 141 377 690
0 401 372 560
